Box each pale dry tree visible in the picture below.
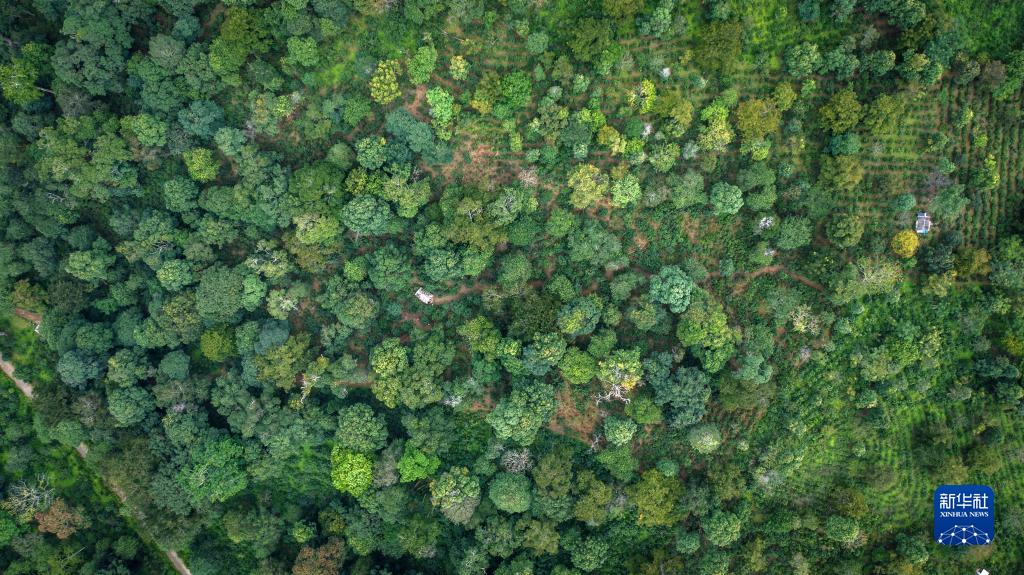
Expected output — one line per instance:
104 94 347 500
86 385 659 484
441 393 464 408
299 373 319 405
789 304 820 334
593 384 633 406
500 448 533 473
75 395 100 427
518 167 539 187
798 346 813 363
1 475 55 521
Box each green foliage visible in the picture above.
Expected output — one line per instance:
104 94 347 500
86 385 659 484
559 347 597 385
568 18 612 63
330 446 374 496
107 386 155 427
649 142 681 173
818 89 863 134
695 21 743 74
819 155 864 193
595 445 638 482
776 217 812 250
568 164 609 209
5 3 1024 573
610 173 642 207
735 98 781 143
522 332 567 376
709 182 743 216
209 8 270 85
197 266 244 324
370 59 402 105
628 470 682 526
703 510 742 547
825 516 861 544
449 54 469 81
121 114 167 147
0 50 44 105
786 42 822 78
687 423 723 454
355 136 388 169
489 472 533 513
399 446 441 482
430 467 481 524
487 383 556 446
526 32 549 55
698 104 735 153
183 148 219 182
992 236 1024 291
179 438 249 505
604 416 637 446
558 296 602 337
827 213 865 248
597 348 643 390
649 266 696 314
427 86 457 139
863 93 906 135
0 510 19 546
286 36 319 68
407 45 438 84
342 194 395 235
336 403 388 452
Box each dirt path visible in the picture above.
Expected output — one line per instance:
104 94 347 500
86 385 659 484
400 310 431 330
421 262 824 308
781 268 825 292
423 276 559 307
406 84 429 121
199 2 225 41
167 551 192 575
1 330 191 575
15 307 41 324
429 282 488 304
729 265 825 295
547 383 601 443
0 353 33 398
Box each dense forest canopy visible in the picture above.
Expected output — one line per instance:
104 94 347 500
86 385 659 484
2 0 1024 574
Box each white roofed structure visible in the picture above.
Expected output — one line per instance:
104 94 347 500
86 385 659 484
915 212 932 234
415 287 435 304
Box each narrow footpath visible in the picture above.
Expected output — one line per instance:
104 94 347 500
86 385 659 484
1 337 191 575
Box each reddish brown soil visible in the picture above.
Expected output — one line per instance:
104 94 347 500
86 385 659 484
547 383 601 443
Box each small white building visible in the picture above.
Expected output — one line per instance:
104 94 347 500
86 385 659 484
415 287 435 304
915 212 932 234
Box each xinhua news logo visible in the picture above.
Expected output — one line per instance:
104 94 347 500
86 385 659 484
933 484 994 546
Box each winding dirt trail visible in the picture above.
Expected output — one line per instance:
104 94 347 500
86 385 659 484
418 264 823 310
420 277 555 306
14 307 41 324
728 265 825 295
0 353 33 398
2 315 191 575
167 551 192 575
428 282 488 304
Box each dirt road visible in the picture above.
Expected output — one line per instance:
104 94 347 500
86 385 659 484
0 353 33 398
1 343 191 575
